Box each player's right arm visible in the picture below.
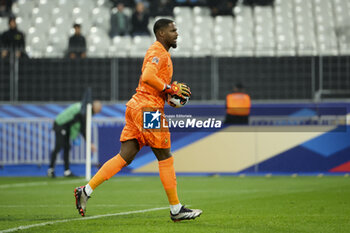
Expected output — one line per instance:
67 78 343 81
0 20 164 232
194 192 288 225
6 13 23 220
142 68 191 98
141 64 167 92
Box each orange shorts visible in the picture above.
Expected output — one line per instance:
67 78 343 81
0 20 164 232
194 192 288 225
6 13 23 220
120 107 171 149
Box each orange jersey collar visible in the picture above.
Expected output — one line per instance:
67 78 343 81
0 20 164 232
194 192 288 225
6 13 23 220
154 41 171 57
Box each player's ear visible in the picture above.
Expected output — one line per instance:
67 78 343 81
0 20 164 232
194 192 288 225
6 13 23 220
159 29 165 38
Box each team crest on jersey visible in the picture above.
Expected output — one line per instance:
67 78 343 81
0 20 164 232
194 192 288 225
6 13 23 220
152 57 159 64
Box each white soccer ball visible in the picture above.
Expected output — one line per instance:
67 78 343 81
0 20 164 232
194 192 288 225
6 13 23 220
166 94 189 108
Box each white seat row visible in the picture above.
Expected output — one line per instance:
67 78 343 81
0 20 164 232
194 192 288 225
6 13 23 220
2 1 350 57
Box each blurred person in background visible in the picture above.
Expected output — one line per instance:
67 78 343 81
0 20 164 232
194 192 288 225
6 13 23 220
131 2 150 36
67 24 86 59
149 0 174 17
0 0 13 17
243 0 274 6
109 2 130 37
209 0 237 17
110 0 135 8
224 83 251 125
174 0 206 7
1 17 27 58
48 101 102 178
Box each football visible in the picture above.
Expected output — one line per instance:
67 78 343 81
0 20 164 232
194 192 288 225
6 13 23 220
167 94 189 108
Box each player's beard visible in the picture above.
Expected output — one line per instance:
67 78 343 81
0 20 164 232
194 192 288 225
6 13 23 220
170 42 177 48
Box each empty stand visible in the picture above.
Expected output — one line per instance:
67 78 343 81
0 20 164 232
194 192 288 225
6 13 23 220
1 0 349 57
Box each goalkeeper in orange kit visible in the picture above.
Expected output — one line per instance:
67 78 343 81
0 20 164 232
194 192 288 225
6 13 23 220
74 18 202 222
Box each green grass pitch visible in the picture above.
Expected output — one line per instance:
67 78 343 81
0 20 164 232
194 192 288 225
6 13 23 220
0 176 349 233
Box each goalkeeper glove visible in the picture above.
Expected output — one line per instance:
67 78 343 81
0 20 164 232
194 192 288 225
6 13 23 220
164 81 191 98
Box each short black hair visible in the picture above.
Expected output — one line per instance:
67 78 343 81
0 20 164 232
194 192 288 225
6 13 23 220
153 18 174 35
73 23 81 28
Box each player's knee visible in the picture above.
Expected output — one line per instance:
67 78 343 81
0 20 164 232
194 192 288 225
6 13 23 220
152 148 171 161
119 152 137 165
120 139 140 164
120 147 139 164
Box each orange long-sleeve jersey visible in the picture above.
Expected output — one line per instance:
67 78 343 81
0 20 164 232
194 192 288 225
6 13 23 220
126 41 173 110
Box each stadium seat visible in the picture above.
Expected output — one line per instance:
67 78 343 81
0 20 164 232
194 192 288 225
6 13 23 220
274 0 295 56
194 15 214 29
48 27 67 51
38 0 56 13
213 24 233 56
274 0 293 11
192 44 211 57
213 44 234 57
0 17 7 32
32 16 50 35
27 36 48 58
122 7 133 18
171 47 192 57
16 0 36 15
87 33 110 58
293 0 318 56
174 7 192 20
44 45 65 58
233 5 255 56
193 24 213 56
15 16 31 35
233 26 254 56
88 45 106 58
129 36 152 57
172 33 193 57
51 7 66 22
72 7 90 24
254 6 275 56
11 3 28 18
193 6 211 16
109 36 132 57
57 0 75 11
3 0 349 58
214 16 234 30
75 0 96 12
96 0 112 8
54 16 72 37
175 15 192 35
313 0 338 55
333 0 350 27
91 7 111 32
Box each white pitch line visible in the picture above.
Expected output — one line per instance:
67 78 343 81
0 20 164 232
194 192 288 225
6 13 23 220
0 206 168 233
0 204 159 208
0 181 48 188
0 179 85 189
0 178 142 189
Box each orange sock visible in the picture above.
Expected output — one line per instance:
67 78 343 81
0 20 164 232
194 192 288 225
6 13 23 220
88 154 127 190
158 156 180 205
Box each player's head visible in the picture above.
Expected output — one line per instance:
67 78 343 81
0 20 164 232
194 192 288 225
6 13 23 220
73 23 81 35
92 101 102 114
153 18 178 49
8 17 17 29
234 83 244 92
